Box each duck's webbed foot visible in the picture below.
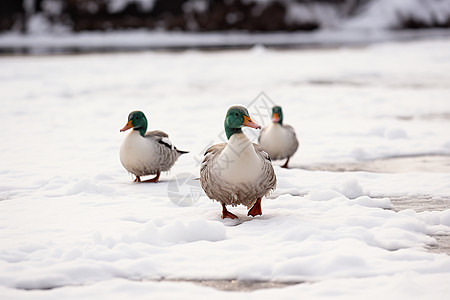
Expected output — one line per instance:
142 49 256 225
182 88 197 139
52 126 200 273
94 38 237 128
247 198 262 217
142 171 161 183
134 176 141 182
222 203 238 219
281 157 290 169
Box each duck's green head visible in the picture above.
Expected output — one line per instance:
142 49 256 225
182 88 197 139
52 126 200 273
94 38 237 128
224 105 261 139
272 106 283 125
120 111 148 137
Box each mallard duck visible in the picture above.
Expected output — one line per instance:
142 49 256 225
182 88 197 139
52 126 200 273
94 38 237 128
119 111 188 183
258 106 298 168
200 106 277 219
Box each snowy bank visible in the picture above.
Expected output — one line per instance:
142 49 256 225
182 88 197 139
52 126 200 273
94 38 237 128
0 37 450 298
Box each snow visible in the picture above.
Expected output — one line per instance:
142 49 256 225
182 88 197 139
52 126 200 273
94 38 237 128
345 0 450 30
1 37 450 298
285 1 342 28
5 0 450 44
107 0 156 14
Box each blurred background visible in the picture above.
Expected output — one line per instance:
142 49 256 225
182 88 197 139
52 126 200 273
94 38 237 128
1 0 450 53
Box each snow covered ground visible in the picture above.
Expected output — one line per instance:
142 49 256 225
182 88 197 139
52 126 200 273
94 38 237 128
1 37 450 299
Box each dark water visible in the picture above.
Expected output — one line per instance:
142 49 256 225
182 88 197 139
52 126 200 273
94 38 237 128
1 29 450 56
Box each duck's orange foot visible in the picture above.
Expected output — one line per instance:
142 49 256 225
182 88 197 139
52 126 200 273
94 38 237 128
248 198 262 217
142 171 160 183
221 204 238 219
281 157 290 169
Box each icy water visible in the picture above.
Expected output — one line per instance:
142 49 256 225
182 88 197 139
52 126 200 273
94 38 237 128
2 29 450 55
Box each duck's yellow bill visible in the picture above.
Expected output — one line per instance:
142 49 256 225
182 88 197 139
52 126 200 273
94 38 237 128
242 115 261 129
272 113 280 123
120 120 133 132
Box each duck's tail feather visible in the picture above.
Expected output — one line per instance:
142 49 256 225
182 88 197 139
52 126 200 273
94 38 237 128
177 149 189 155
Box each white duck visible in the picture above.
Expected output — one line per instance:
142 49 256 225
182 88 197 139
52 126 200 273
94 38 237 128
258 106 298 168
200 106 277 219
120 111 188 182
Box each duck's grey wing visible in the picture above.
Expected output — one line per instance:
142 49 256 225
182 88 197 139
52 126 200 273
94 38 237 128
145 130 169 138
145 130 175 150
283 124 299 155
252 143 277 193
252 143 271 162
141 130 185 171
146 130 189 154
283 125 296 135
201 143 227 168
200 143 229 202
200 143 276 207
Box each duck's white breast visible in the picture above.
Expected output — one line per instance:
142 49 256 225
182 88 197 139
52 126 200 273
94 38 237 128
120 130 158 174
259 123 294 158
216 133 262 183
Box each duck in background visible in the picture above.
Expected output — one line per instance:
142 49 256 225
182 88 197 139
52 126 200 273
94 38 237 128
120 111 188 183
258 105 298 168
200 106 276 219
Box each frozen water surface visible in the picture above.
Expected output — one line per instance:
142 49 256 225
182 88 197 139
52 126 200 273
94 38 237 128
1 37 450 299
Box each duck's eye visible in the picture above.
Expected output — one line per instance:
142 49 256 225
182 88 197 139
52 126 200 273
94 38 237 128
235 113 239 117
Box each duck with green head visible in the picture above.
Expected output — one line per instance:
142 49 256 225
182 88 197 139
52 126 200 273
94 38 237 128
200 106 277 219
120 111 188 183
258 105 298 168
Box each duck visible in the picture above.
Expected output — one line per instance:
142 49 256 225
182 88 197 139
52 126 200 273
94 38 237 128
119 110 188 183
200 106 277 219
258 105 298 168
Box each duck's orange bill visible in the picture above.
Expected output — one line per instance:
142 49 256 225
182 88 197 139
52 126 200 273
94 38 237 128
272 113 280 123
120 120 133 132
242 115 261 129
